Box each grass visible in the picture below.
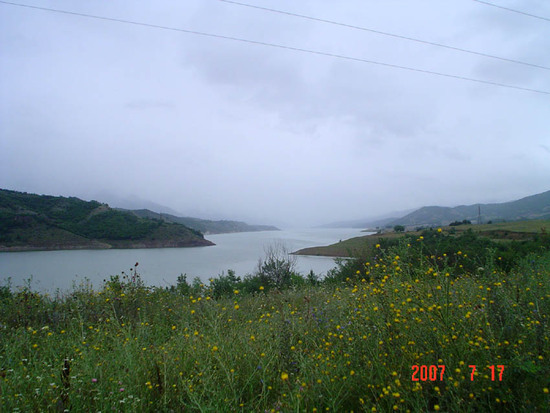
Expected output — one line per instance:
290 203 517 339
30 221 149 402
461 220 550 234
1 232 549 412
295 220 550 257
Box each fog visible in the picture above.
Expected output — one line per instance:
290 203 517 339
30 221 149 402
1 0 549 227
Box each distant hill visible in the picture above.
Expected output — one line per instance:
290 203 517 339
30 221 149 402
0 189 214 252
126 209 279 234
391 190 550 227
320 208 416 229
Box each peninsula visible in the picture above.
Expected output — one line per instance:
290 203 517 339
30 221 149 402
0 189 214 252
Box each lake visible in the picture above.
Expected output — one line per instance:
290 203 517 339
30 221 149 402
0 228 367 292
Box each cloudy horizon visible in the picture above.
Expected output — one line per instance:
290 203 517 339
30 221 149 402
1 0 549 227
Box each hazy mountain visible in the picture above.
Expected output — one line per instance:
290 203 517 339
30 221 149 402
126 209 280 234
91 191 184 216
321 208 416 229
0 189 214 251
391 190 550 227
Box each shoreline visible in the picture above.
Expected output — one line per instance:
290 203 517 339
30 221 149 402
292 232 378 257
0 239 215 253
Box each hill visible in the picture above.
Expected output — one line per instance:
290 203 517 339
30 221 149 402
319 208 415 229
0 189 214 252
126 209 279 234
390 190 550 227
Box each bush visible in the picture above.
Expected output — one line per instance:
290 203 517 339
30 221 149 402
211 270 241 298
255 243 297 289
449 219 472 226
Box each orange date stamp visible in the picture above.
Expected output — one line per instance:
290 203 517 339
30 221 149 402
411 365 504 381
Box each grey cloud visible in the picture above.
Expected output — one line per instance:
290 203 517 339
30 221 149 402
1 0 549 226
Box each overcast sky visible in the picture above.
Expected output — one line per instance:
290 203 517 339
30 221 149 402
1 0 549 227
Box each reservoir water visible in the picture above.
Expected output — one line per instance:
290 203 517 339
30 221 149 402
0 228 367 292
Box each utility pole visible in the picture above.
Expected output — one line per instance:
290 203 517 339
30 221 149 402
477 205 481 225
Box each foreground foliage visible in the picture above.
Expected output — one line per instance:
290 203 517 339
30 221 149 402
1 233 549 412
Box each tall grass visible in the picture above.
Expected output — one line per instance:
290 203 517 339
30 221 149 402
1 236 549 411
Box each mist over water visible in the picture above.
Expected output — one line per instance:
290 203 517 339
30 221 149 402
0 228 365 292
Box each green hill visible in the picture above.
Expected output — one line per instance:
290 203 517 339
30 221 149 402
0 189 214 252
391 189 550 227
126 209 279 234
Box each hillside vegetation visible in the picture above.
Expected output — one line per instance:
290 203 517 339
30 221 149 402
295 219 550 258
0 189 213 251
1 228 549 411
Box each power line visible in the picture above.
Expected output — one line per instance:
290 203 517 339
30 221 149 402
473 0 550 22
1 0 549 96
219 0 550 71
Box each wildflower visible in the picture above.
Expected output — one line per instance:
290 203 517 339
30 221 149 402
281 372 289 381
212 346 218 352
234 304 240 310
92 378 98 383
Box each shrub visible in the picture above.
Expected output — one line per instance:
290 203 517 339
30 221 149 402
255 243 297 289
211 270 241 298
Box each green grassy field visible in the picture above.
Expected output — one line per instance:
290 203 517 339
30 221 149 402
1 232 549 412
295 220 550 257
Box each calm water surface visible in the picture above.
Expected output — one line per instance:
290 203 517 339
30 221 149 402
0 228 366 292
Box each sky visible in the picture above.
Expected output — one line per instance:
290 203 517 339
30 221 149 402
1 0 549 227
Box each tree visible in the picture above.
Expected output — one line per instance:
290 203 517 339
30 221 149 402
394 225 405 233
255 242 297 288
